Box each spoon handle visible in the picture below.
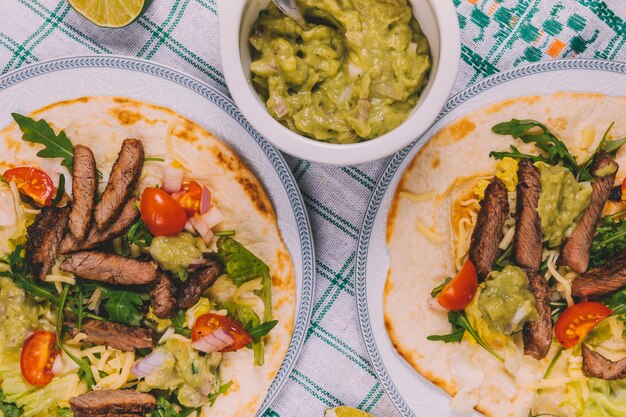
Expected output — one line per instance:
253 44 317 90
272 0 307 29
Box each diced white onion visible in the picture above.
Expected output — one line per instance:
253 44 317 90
190 327 234 353
348 62 364 77
162 165 184 193
131 351 168 377
51 354 64 376
427 296 447 312
337 86 353 104
189 206 224 243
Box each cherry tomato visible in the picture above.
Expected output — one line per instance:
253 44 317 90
172 181 203 217
437 259 478 311
555 302 612 349
192 313 252 352
140 187 187 236
20 331 59 386
4 167 54 206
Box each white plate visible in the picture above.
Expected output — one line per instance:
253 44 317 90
0 55 315 416
356 59 626 417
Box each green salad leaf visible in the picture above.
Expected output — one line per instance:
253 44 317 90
0 392 21 417
12 113 74 172
101 288 149 327
216 237 269 286
491 119 579 175
219 302 275 366
428 311 503 362
430 277 451 298
589 212 626 269
151 397 200 417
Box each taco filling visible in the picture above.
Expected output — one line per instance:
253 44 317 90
385 94 626 417
0 97 295 417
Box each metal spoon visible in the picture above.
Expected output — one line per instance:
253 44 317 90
272 0 307 29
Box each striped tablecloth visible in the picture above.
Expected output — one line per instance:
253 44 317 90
2 0 626 415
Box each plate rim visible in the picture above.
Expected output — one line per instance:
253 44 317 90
355 58 626 417
0 54 316 416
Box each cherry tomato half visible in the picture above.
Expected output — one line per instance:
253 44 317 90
437 259 478 311
172 181 203 217
555 302 612 349
140 187 187 236
4 167 54 206
20 331 59 386
192 313 252 352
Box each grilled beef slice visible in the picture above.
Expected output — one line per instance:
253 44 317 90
72 320 154 352
61 197 140 253
68 145 97 240
561 151 618 274
571 252 626 299
522 269 552 359
70 390 156 417
469 177 509 277
93 139 144 230
514 159 542 272
26 206 71 280
582 344 626 380
177 255 224 309
60 251 158 285
150 272 177 319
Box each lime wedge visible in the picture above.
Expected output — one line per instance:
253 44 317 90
325 406 376 417
69 0 145 28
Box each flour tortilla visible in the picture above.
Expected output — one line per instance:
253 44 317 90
385 93 626 417
0 96 296 417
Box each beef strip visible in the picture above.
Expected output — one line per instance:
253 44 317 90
571 252 626 299
69 145 98 240
514 159 542 272
93 139 144 230
522 269 552 359
60 251 158 285
177 254 224 309
469 177 509 277
581 344 626 380
71 320 154 352
70 390 156 417
61 197 140 253
561 151 618 274
25 206 71 280
150 272 177 319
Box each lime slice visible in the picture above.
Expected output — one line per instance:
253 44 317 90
325 406 376 417
69 0 145 28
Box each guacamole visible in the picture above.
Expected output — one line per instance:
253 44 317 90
149 232 203 278
249 0 431 143
478 266 537 335
536 162 592 247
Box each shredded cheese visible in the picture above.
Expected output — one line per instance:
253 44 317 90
399 190 436 202
44 274 76 285
8 181 24 221
546 253 574 306
87 288 103 313
499 225 516 250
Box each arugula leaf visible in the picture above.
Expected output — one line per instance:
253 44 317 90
56 284 96 388
12 113 74 172
605 290 626 316
0 392 21 417
489 145 551 165
491 119 579 175
247 320 278 342
430 277 451 298
208 381 233 407
216 237 269 285
0 245 59 303
428 312 503 362
126 220 153 248
101 288 148 327
171 310 192 337
151 396 199 417
214 230 236 237
589 213 626 268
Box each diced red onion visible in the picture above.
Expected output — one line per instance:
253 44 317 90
51 354 64 376
191 327 234 353
199 186 211 215
131 351 167 377
189 207 223 243
162 166 184 194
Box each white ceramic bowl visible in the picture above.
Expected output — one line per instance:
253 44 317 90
218 0 460 166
